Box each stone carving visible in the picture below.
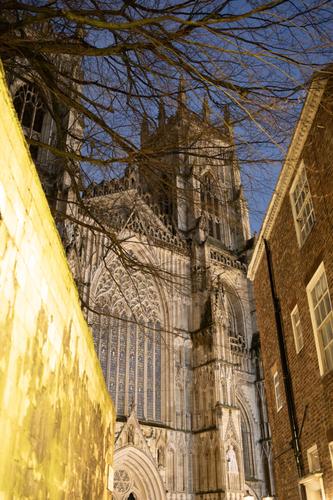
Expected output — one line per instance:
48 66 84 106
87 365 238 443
128 425 135 445
114 469 131 493
226 444 238 473
157 446 165 468
226 444 240 490
199 212 208 234
210 249 247 272
211 274 226 325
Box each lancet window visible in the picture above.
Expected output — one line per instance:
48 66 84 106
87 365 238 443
227 298 238 338
200 173 224 242
13 83 46 160
226 294 246 352
241 411 254 479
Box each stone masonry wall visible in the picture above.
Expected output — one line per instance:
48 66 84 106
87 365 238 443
0 64 115 499
253 80 333 499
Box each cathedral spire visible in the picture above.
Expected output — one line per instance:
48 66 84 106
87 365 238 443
141 112 149 146
158 98 166 127
177 75 187 110
202 95 210 123
223 104 234 139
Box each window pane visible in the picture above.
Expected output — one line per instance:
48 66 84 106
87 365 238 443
324 342 333 371
309 266 333 374
291 306 303 353
291 166 315 245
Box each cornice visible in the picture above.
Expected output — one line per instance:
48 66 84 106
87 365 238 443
248 75 328 280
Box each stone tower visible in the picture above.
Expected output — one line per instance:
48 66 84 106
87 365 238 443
76 81 273 500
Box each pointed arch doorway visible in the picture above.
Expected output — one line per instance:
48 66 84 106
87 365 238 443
113 446 166 500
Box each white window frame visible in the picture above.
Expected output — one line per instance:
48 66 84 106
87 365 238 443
289 161 315 247
306 262 333 375
273 370 283 412
291 304 304 353
307 444 321 473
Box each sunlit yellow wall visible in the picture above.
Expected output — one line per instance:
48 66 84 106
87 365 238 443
0 64 115 499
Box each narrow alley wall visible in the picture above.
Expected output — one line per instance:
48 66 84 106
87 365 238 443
0 63 115 499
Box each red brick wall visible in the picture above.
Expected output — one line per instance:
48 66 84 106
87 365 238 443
253 81 333 499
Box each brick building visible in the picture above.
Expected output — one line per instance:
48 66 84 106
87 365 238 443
248 67 333 499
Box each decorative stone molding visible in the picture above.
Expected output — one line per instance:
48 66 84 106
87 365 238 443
210 248 247 272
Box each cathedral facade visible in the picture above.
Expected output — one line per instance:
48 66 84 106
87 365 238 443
10 73 273 499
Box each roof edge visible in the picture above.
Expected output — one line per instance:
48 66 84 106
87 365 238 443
248 73 329 281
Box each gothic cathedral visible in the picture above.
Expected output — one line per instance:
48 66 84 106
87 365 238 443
10 74 273 499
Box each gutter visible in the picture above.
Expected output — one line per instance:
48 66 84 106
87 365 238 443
263 239 304 481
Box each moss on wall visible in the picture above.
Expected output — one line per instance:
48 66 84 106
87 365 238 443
0 63 115 499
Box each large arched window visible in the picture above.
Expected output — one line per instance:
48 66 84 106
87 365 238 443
92 260 163 423
13 83 46 160
93 313 162 422
200 173 224 242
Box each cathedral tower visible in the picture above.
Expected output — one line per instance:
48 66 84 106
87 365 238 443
11 62 273 498
79 83 273 499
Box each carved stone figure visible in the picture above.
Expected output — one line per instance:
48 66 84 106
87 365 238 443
226 444 238 473
157 446 165 468
128 425 135 445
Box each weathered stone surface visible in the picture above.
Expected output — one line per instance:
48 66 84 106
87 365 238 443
0 63 115 499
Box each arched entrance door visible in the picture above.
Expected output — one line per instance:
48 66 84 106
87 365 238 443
113 446 166 500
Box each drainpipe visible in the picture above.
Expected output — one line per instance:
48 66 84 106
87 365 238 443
263 239 304 482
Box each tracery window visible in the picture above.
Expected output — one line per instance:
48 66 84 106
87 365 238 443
13 83 46 160
92 261 163 422
226 295 246 352
93 314 162 421
227 298 237 337
200 173 224 242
